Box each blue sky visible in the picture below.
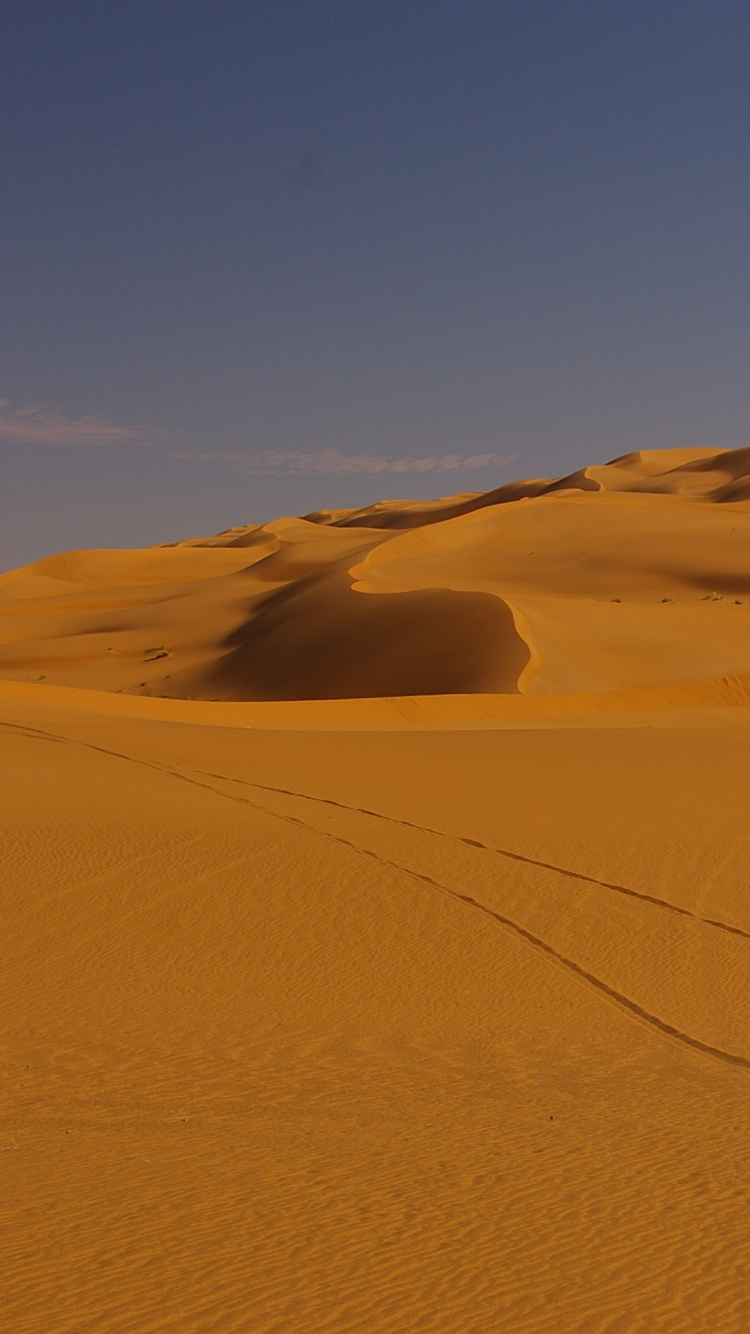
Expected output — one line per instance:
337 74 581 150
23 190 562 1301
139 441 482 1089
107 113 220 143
2 1 750 568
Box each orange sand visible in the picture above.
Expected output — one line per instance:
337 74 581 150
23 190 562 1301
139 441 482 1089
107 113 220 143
2 446 750 1332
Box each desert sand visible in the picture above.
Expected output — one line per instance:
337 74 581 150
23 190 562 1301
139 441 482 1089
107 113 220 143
3 446 750 1332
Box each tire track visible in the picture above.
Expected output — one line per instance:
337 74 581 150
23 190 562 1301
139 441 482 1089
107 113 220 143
185 782 750 1071
192 769 750 944
3 717 750 1069
299 821 750 1071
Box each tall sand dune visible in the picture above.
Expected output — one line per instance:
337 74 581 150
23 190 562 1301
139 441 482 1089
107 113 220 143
3 446 750 1332
2 445 750 700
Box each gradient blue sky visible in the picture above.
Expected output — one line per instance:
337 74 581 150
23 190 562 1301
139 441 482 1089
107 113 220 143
2 1 750 569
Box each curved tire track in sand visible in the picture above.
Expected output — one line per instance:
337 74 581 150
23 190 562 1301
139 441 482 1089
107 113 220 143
194 770 750 943
298 823 750 1071
3 717 750 1070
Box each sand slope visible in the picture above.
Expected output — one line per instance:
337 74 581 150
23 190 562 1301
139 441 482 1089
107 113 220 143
2 446 750 700
2 447 750 1332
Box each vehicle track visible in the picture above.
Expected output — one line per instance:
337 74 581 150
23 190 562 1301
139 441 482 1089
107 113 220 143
194 769 750 943
3 716 750 1069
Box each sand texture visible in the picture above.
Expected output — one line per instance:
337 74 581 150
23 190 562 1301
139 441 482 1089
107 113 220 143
3 446 750 1332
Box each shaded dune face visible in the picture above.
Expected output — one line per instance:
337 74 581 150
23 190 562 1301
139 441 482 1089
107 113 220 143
171 575 529 700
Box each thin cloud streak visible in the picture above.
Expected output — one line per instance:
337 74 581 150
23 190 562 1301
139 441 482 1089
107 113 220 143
170 449 515 476
0 399 176 446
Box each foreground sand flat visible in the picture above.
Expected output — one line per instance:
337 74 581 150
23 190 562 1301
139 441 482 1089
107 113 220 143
3 448 750 1331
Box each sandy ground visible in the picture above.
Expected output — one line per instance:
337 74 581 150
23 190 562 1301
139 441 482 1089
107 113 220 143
2 447 750 1332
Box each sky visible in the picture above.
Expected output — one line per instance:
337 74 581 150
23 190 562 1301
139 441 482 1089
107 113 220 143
2 1 750 570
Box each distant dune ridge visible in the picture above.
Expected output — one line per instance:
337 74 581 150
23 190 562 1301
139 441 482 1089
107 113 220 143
2 445 750 700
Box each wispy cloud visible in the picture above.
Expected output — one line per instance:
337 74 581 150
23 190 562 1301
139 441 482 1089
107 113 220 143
169 449 515 476
1 405 511 475
0 399 176 447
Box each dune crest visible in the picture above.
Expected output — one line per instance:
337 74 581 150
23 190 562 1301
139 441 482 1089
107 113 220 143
1 445 750 700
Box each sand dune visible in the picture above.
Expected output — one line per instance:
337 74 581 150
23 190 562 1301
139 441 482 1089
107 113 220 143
3 447 750 1331
1 446 750 700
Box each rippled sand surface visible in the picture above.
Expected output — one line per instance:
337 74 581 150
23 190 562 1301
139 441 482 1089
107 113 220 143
3 447 750 1331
